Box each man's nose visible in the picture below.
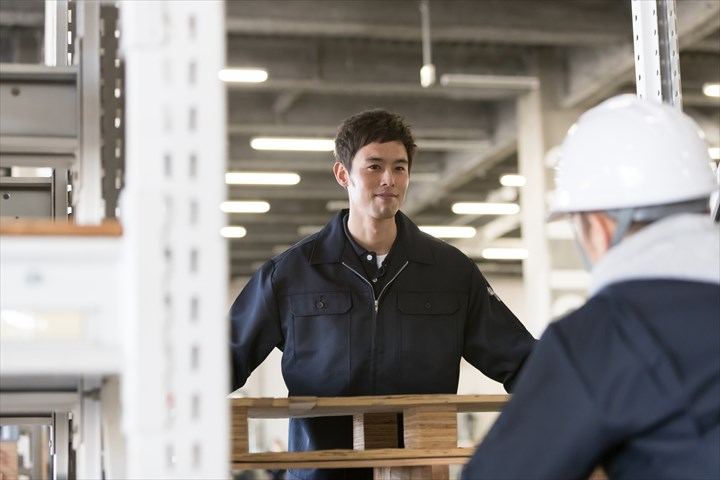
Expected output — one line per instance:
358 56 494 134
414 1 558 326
381 168 396 186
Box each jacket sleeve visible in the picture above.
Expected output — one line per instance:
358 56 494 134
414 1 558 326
462 264 536 392
460 324 606 480
229 260 285 391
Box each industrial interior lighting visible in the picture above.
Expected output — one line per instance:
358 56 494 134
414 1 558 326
297 225 323 236
326 200 350 211
419 226 477 238
420 64 436 88
499 174 526 187
481 247 529 260
709 147 720 160
250 137 335 152
218 68 268 83
451 202 520 215
220 226 247 238
225 172 301 185
220 201 270 213
702 83 720 98
440 73 539 90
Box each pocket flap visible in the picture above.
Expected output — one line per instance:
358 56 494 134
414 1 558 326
290 292 352 316
398 292 458 315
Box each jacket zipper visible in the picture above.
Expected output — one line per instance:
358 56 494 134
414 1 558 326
342 260 409 392
342 260 409 313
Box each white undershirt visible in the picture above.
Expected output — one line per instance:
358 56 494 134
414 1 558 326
376 253 388 268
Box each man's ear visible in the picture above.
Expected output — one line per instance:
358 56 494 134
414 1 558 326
333 162 349 188
586 212 616 255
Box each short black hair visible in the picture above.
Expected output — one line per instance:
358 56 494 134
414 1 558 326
333 109 416 171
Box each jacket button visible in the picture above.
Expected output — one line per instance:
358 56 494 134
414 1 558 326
424 302 431 309
315 301 325 309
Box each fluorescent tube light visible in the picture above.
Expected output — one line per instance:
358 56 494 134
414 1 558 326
440 73 539 90
710 147 720 160
220 201 270 213
482 247 528 260
218 68 268 83
226 172 300 185
220 226 247 238
703 83 720 98
452 202 520 215
326 200 350 211
298 225 323 236
499 174 526 187
419 226 477 238
250 137 335 151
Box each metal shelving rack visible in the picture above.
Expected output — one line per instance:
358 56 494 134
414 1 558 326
0 1 229 478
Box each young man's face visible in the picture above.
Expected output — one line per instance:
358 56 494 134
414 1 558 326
334 141 410 222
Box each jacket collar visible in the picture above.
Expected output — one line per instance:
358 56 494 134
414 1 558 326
309 209 435 265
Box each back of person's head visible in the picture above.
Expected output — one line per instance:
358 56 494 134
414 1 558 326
548 94 718 226
334 109 417 171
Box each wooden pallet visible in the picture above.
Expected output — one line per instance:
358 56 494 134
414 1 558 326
231 394 510 480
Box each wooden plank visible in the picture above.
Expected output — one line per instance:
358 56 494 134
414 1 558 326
401 406 458 480
230 394 509 419
0 219 123 236
231 405 249 459
231 447 473 469
403 405 458 449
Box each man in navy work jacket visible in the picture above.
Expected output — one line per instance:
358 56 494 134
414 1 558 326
230 109 536 480
462 95 720 480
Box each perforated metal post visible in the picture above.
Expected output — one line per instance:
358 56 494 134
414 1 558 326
98 5 124 219
631 0 683 108
73 0 103 224
120 1 228 478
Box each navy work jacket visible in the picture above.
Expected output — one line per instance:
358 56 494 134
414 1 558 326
461 214 720 480
230 210 535 480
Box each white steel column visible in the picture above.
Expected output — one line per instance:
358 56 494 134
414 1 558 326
516 88 551 338
632 0 683 108
44 1 69 67
73 0 104 224
120 1 228 478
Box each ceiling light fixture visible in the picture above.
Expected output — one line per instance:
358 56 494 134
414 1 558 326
218 68 268 83
419 0 436 88
225 172 301 185
702 83 720 98
419 225 477 238
250 137 335 151
499 174 526 187
482 247 529 260
326 200 350 211
451 202 520 215
440 73 539 90
220 201 270 213
297 225 323 236
220 226 247 238
709 147 720 160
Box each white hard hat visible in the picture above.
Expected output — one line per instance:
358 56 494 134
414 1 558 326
548 94 718 220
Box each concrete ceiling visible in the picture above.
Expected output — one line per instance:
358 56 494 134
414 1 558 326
1 0 718 280
222 0 719 279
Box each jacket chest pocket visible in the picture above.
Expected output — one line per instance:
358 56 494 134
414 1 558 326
398 292 460 379
289 292 352 356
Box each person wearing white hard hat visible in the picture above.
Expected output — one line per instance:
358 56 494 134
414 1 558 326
461 94 720 480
